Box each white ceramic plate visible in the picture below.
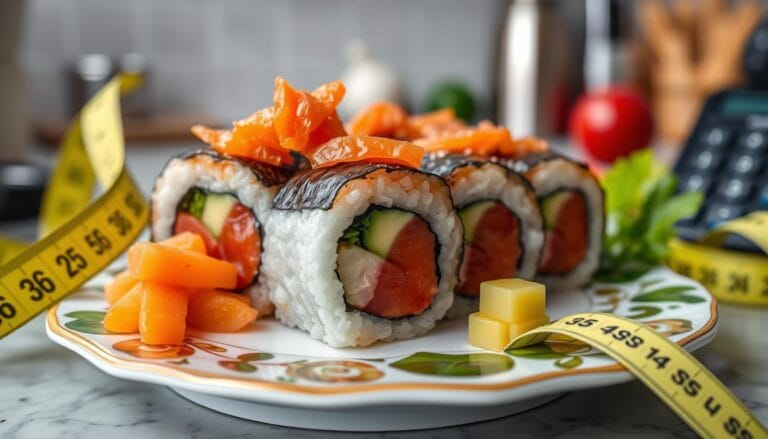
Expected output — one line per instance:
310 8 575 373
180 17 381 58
47 267 717 431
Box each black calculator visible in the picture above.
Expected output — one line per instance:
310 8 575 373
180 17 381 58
674 89 768 253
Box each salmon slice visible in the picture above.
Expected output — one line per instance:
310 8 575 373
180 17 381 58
404 108 465 140
346 101 408 138
458 203 521 297
539 192 588 274
308 135 425 169
414 122 511 156
307 111 347 150
191 109 294 168
362 217 438 318
273 77 346 152
218 204 261 289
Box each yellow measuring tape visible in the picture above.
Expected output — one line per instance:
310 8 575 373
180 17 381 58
509 312 767 439
0 76 148 339
667 211 768 306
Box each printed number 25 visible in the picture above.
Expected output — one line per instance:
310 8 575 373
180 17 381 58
55 247 87 278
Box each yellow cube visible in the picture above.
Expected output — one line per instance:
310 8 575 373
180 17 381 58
479 278 546 323
508 314 550 340
468 312 510 352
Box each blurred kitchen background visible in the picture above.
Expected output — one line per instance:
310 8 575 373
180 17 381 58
1 0 766 214
6 0 767 149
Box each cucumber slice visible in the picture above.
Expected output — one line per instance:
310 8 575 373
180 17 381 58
201 193 238 237
362 209 415 258
541 192 572 230
459 201 495 243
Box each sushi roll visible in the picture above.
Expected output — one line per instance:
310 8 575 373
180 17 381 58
422 154 544 318
150 149 292 316
505 153 604 290
264 162 463 347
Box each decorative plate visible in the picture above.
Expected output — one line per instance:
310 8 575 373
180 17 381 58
47 267 717 431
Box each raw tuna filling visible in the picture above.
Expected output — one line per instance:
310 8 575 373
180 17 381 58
539 190 588 274
173 187 261 290
457 201 521 297
337 208 439 319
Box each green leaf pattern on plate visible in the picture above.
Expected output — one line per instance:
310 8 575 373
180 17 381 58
390 352 514 377
64 311 107 334
632 285 705 303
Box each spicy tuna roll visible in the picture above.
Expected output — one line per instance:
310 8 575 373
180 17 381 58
422 154 544 317
505 154 604 290
150 150 292 315
264 162 463 347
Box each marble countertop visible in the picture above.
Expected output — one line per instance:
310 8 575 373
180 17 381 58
2 144 767 438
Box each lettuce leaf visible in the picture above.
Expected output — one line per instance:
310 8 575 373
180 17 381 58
596 150 703 282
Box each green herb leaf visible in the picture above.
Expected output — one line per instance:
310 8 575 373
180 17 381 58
596 150 703 281
179 187 207 219
341 214 371 247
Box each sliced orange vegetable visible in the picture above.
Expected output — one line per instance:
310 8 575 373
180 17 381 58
128 242 238 289
187 289 258 332
273 76 345 152
105 270 139 306
404 108 465 140
103 283 142 333
140 281 188 345
307 111 347 150
158 231 207 254
308 135 425 169
346 101 408 138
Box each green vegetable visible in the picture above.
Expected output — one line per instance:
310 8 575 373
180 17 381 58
596 150 703 282
426 82 476 122
341 214 372 247
179 187 207 219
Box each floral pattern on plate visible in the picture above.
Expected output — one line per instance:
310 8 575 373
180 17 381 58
47 266 717 405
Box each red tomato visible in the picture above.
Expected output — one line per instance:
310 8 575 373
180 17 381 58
569 87 654 162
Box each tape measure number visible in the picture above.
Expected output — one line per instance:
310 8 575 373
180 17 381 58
0 171 147 336
0 76 148 340
509 312 767 439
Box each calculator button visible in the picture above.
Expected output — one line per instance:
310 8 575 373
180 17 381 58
680 174 712 193
740 131 768 151
705 204 744 228
716 178 753 201
689 150 721 170
727 153 763 175
701 127 731 149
